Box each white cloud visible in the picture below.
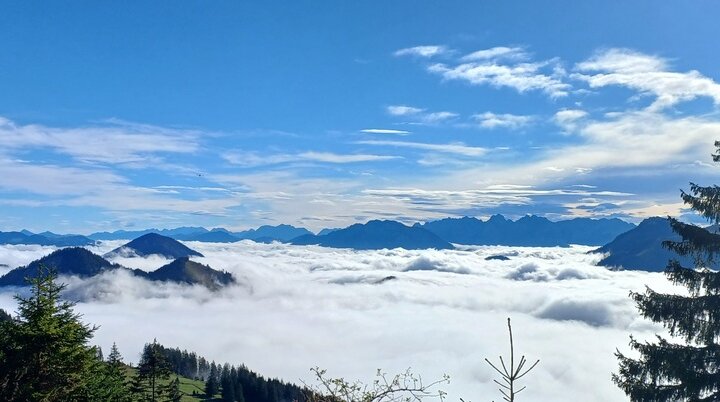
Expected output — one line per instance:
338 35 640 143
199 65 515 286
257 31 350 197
0 242 680 402
0 157 128 196
222 151 399 167
429 60 571 98
394 45 448 58
0 117 199 166
473 112 533 129
386 105 458 124
460 46 528 62
0 244 59 273
553 109 588 132
362 186 631 213
298 152 400 163
387 105 425 116
357 140 487 157
360 129 411 135
222 151 297 167
422 111 459 123
574 48 720 111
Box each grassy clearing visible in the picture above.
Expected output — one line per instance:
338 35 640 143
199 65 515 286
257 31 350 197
124 366 220 401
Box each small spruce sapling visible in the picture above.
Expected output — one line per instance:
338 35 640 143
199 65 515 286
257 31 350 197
482 318 539 402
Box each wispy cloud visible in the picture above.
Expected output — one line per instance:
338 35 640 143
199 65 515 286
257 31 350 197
357 140 487 157
386 105 458 124
0 117 200 166
298 152 400 163
553 109 588 132
429 59 570 98
387 105 425 116
394 45 448 58
473 112 534 129
573 48 720 111
360 129 410 135
222 150 399 167
460 46 528 62
395 45 572 98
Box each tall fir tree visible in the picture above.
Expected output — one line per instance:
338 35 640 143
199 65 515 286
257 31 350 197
0 266 104 401
614 141 720 400
221 363 237 402
206 361 220 397
165 376 182 402
133 339 173 402
101 342 133 402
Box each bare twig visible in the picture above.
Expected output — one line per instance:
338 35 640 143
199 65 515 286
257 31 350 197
304 367 449 402
484 318 539 402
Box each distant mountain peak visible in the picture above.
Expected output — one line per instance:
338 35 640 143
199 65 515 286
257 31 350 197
487 214 508 223
0 247 234 291
147 257 235 291
593 216 692 271
0 247 123 287
106 233 203 259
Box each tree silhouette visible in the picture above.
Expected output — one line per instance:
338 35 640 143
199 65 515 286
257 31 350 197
614 141 720 400
483 318 539 402
0 266 103 401
133 339 174 401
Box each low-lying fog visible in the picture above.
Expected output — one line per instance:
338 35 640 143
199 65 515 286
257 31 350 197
0 241 678 401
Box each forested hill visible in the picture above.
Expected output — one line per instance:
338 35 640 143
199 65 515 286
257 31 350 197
151 342 308 402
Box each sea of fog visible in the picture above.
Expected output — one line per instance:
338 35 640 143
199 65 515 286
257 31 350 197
0 241 681 402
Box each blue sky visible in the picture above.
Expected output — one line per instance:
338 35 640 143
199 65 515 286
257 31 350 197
1 1 719 233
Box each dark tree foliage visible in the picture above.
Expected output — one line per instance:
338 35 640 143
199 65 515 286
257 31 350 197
153 341 307 402
165 376 182 402
205 362 220 397
614 142 720 401
0 309 11 322
0 266 104 401
101 342 133 402
221 363 237 402
133 339 174 402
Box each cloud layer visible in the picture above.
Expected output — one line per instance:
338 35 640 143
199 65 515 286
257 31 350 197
0 242 678 402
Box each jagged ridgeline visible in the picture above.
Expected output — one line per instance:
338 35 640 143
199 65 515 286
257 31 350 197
0 247 235 290
0 230 95 247
291 220 454 250
150 342 308 402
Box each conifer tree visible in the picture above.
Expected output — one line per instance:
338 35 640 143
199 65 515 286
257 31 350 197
133 339 173 401
102 342 133 401
165 376 182 402
0 266 103 401
221 363 237 401
614 141 720 400
206 361 220 397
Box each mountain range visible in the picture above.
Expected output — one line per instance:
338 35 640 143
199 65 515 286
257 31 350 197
0 231 95 247
0 246 234 289
5 215 637 248
416 215 635 246
291 220 454 250
88 224 312 243
1 215 713 273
